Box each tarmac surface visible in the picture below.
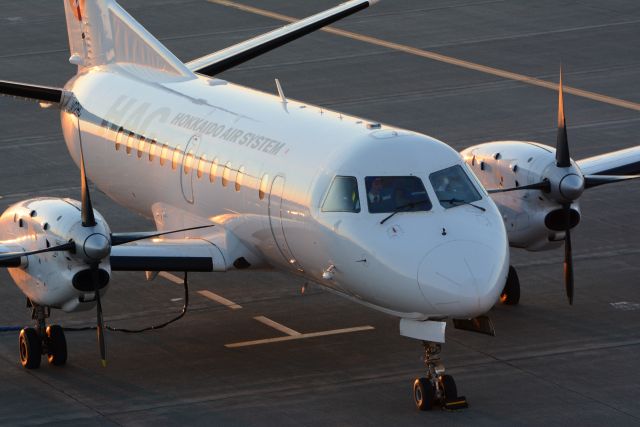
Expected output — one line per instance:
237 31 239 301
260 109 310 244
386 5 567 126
1 0 640 425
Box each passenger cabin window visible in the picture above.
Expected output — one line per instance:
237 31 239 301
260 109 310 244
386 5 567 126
137 136 146 159
222 162 232 187
197 155 207 179
172 146 183 170
115 127 124 151
429 165 482 209
160 144 170 166
235 166 245 191
126 132 135 155
322 176 361 213
210 158 219 183
259 174 269 200
365 176 431 214
184 151 195 174
148 140 157 162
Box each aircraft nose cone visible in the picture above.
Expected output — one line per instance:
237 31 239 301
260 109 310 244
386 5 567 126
417 240 506 318
559 173 584 201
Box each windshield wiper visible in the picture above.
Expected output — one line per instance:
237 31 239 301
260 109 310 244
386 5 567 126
439 198 486 212
380 200 430 225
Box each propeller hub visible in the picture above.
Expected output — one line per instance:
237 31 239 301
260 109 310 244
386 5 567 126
83 233 111 261
559 173 584 201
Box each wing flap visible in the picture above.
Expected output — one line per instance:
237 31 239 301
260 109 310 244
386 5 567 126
188 0 377 76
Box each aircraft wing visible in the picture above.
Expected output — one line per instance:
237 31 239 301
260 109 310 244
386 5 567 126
110 238 227 272
0 80 65 103
577 146 640 188
187 0 378 77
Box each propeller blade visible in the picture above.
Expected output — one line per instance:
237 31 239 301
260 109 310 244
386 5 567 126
556 67 571 168
0 241 76 263
78 119 97 228
487 180 550 194
584 174 640 189
110 224 215 246
563 205 574 305
91 265 107 367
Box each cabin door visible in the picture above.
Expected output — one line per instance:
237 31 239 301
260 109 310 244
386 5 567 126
268 175 298 267
180 135 200 204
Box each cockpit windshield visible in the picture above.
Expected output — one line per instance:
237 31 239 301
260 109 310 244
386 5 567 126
365 176 432 214
429 165 482 209
322 176 361 213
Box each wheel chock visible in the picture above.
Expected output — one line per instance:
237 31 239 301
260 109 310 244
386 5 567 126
444 396 469 410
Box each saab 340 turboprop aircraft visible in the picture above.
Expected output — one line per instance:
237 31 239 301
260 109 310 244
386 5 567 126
1 0 639 412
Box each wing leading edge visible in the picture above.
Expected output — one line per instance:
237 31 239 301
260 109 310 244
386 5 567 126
187 0 379 77
577 146 640 188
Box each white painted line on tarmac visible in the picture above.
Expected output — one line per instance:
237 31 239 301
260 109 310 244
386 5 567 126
198 290 243 310
225 326 375 348
254 316 301 336
159 271 184 285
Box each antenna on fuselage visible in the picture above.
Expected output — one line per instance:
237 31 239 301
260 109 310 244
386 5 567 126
275 78 288 105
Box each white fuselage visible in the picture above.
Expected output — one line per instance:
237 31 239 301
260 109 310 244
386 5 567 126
60 65 509 320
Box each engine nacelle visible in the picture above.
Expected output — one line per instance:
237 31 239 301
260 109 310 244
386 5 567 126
0 198 112 312
462 141 582 251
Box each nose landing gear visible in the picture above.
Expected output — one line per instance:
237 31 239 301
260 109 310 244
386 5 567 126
412 342 468 411
19 302 67 369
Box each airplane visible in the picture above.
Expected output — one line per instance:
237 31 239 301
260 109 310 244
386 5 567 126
0 0 638 412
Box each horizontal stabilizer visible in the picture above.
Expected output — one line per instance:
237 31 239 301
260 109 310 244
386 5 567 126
188 0 378 76
0 80 64 103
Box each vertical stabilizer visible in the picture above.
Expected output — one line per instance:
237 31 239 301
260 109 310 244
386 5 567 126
63 0 193 77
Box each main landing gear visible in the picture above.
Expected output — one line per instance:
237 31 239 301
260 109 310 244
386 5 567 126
19 302 67 369
412 341 468 411
500 265 520 305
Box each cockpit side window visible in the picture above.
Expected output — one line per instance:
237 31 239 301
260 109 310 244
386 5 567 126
322 176 361 213
429 165 482 209
365 176 431 213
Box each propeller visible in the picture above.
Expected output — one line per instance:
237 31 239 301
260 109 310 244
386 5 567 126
487 68 578 304
76 118 110 366
0 241 76 264
556 69 575 305
556 67 571 168
487 180 550 194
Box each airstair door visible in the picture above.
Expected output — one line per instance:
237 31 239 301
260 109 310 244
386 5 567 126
180 135 200 204
268 175 298 267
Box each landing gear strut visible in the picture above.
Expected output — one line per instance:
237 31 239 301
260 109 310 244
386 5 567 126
19 302 67 369
500 265 520 305
412 342 468 411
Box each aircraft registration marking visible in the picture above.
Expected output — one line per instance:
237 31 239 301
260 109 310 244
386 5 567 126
225 325 375 348
208 0 640 112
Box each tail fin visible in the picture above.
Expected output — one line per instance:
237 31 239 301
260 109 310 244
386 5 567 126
63 0 193 77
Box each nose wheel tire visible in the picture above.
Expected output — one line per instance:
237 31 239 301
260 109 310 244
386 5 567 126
46 325 67 366
413 377 435 411
19 328 42 370
500 265 520 305
414 342 468 411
